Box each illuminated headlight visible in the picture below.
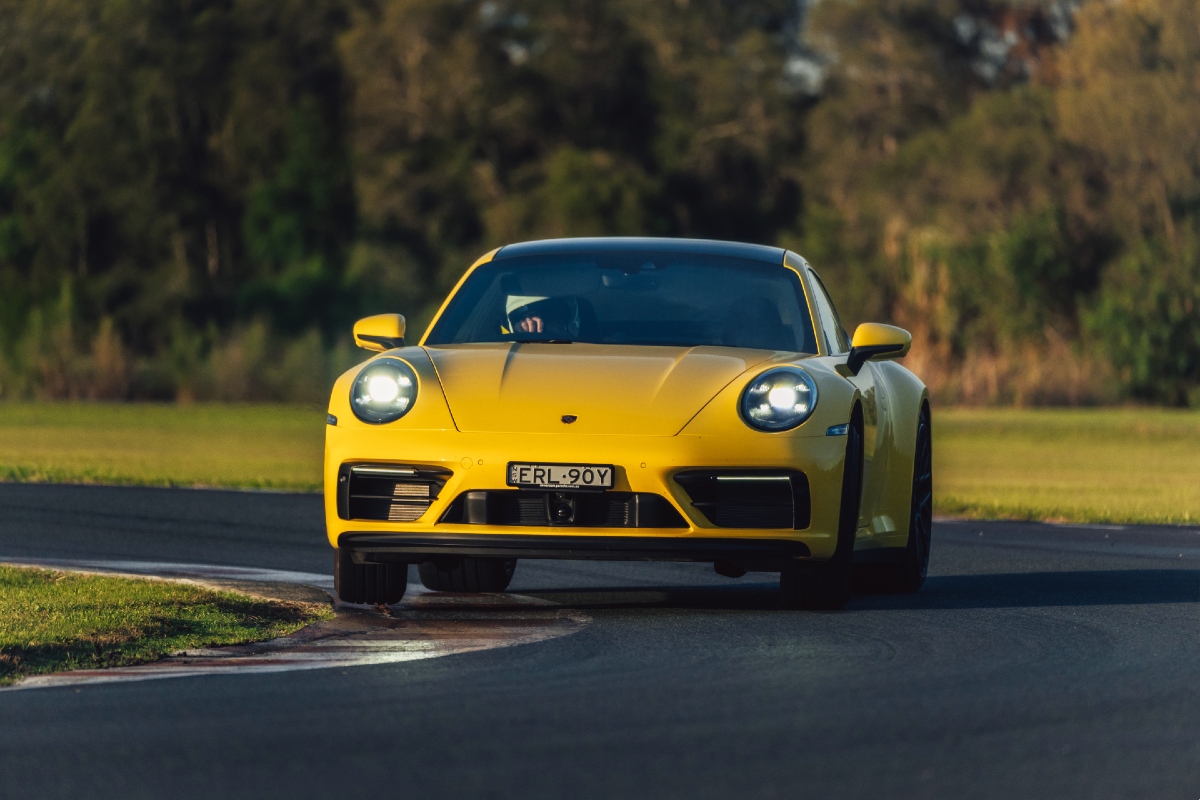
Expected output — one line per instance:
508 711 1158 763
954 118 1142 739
350 358 418 424
739 367 818 432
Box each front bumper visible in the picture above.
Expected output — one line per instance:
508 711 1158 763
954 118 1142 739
340 532 811 572
324 428 849 560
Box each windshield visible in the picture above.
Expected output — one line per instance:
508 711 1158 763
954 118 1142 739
424 251 818 352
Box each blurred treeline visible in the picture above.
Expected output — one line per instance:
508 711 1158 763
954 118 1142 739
0 0 1197 405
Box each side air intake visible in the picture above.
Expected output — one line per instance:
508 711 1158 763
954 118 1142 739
673 470 810 530
337 464 452 522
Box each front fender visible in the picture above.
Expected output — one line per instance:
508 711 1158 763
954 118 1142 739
869 360 930 548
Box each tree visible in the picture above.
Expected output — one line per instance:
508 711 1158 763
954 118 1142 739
1059 0 1200 403
340 0 808 329
0 0 354 396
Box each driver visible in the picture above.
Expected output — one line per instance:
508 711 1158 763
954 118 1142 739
506 295 582 339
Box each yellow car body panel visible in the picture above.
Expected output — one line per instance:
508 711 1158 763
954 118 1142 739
326 238 928 569
424 343 773 435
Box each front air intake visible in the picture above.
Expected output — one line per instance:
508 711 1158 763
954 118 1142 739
337 464 452 522
438 490 687 528
673 470 810 529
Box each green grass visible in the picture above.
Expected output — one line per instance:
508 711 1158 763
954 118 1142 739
934 408 1200 525
0 565 332 685
0 402 324 491
1 402 1197 525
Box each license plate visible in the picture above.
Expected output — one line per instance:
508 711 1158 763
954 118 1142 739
507 462 614 490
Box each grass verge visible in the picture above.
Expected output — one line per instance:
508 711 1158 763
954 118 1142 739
0 402 324 491
0 565 332 685
934 408 1200 525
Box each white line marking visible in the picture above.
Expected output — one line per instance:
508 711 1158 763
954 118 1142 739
1051 523 1128 531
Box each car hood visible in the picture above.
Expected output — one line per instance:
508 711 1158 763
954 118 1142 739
423 343 776 435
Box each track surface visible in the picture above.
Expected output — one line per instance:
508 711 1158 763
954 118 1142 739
1 483 1197 799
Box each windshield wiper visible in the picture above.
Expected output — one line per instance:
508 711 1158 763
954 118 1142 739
513 339 573 344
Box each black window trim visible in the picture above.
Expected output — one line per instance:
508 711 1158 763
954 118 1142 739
807 269 851 355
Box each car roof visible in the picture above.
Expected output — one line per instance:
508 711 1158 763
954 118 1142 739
494 237 786 265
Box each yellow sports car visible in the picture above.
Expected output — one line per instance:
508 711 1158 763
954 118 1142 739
324 238 931 609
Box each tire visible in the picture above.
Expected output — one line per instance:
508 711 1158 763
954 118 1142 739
853 403 933 594
418 557 517 593
780 418 861 610
894 403 933 592
334 548 407 605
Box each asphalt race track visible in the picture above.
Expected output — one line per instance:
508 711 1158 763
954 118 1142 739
1 483 1198 800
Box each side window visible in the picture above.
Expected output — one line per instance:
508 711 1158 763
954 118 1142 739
808 270 851 354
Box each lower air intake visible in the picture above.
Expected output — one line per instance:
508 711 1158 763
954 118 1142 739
439 490 687 528
673 470 810 530
337 464 451 522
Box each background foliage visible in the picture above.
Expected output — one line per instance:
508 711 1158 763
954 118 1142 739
0 0 1196 405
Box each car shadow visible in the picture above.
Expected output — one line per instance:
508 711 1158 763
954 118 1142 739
510 569 1199 613
853 568 1200 611
513 582 783 611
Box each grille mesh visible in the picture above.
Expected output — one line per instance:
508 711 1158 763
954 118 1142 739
387 503 427 522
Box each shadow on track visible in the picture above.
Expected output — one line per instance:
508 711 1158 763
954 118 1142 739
517 582 783 611
855 569 1200 611
511 569 1199 613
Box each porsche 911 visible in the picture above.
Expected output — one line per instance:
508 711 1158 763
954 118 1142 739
324 237 931 609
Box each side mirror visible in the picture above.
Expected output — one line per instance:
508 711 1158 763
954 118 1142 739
353 314 406 352
844 323 911 376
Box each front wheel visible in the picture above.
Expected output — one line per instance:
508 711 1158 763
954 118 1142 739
780 420 861 610
418 557 517 593
334 548 407 605
894 403 933 591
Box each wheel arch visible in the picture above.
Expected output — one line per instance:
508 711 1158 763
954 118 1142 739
847 398 866 529
848 396 865 477
875 361 930 546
